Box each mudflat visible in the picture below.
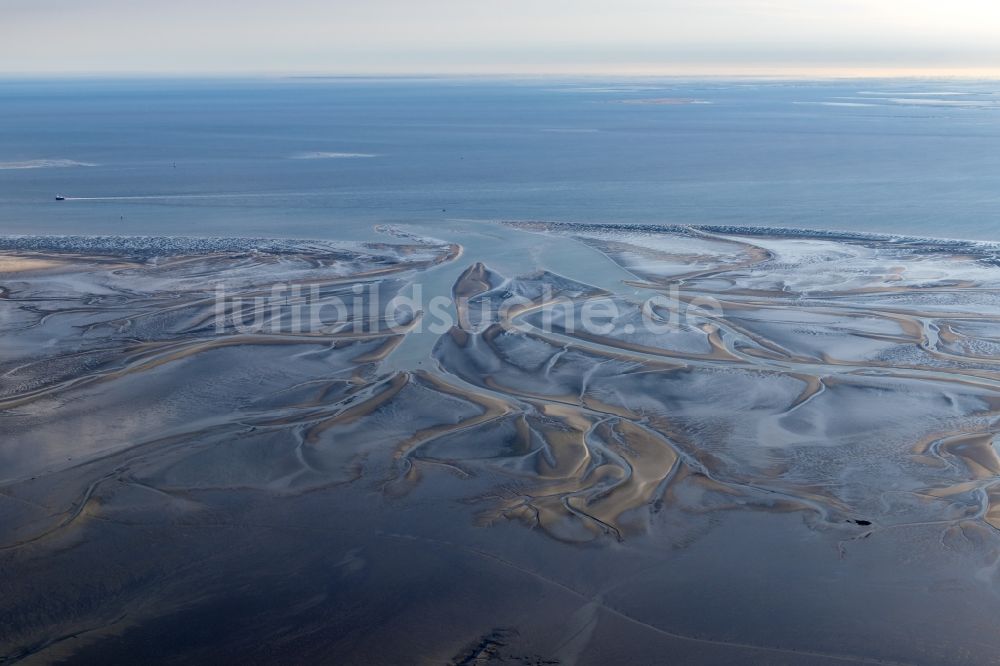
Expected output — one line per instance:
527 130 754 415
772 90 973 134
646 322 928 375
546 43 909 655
3 224 1000 664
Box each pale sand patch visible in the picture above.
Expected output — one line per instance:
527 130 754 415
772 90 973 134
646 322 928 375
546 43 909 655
0 255 66 273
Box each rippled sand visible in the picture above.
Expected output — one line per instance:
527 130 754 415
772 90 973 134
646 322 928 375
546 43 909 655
3 224 1000 664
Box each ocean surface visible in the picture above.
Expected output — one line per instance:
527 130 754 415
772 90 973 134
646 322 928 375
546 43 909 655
2 76 1000 241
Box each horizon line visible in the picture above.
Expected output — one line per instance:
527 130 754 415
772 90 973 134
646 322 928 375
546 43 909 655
4 66 1000 81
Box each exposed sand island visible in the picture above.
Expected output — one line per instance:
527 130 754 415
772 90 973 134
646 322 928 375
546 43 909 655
3 223 1000 664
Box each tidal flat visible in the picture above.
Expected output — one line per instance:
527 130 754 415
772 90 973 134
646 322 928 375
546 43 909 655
3 223 1000 664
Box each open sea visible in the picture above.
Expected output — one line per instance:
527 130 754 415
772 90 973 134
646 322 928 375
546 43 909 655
2 77 1000 241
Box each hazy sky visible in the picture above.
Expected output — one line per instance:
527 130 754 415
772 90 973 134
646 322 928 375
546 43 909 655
3 0 1000 76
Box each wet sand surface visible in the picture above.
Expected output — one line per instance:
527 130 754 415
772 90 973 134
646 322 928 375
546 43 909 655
3 223 1000 664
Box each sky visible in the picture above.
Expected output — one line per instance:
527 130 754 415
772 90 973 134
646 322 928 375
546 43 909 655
2 0 1000 76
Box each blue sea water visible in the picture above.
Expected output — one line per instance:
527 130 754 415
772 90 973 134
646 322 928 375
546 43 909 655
2 77 1000 241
